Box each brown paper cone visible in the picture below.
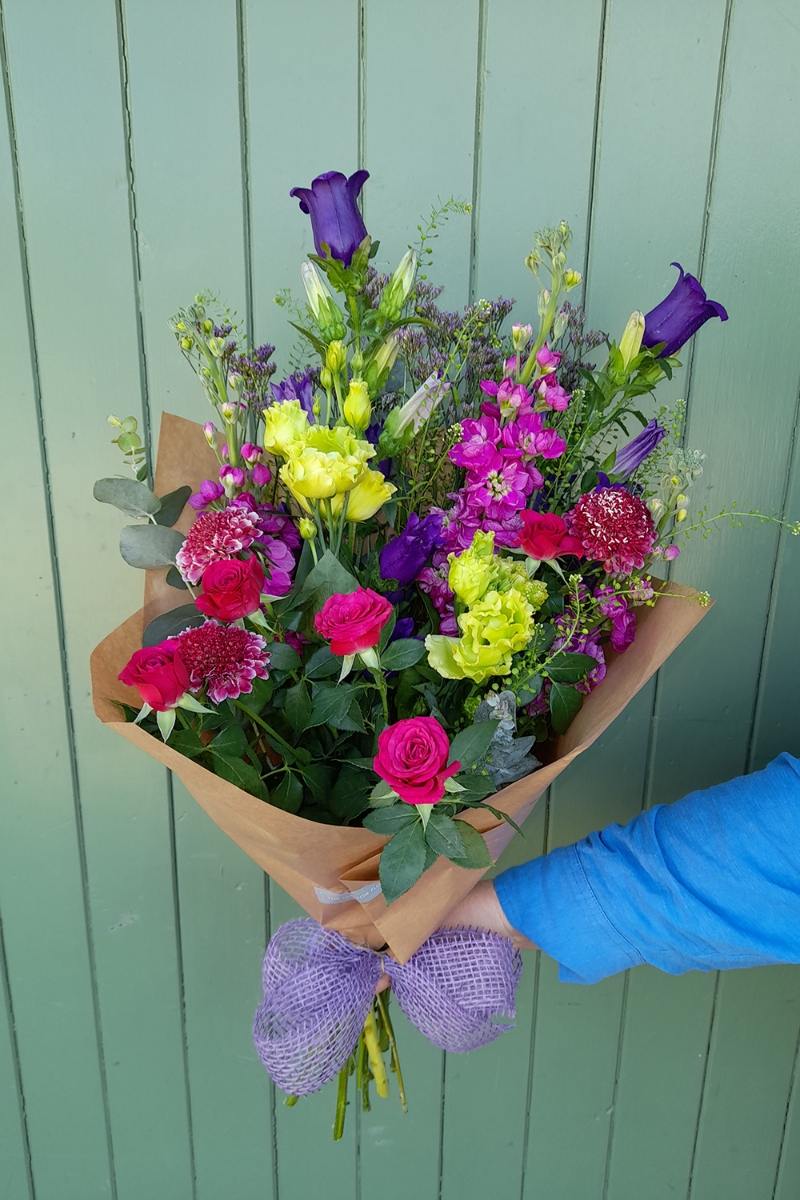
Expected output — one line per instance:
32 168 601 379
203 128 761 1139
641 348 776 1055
91 413 712 963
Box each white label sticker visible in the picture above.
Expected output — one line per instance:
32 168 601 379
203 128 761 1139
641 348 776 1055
314 881 383 905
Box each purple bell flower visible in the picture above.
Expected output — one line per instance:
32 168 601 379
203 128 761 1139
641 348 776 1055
290 170 370 267
380 513 445 588
642 263 728 358
612 419 666 480
271 370 316 418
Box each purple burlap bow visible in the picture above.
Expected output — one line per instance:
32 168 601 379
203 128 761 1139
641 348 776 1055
253 919 523 1096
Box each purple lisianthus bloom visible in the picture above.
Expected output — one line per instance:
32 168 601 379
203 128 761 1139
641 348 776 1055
643 263 728 358
390 617 416 642
380 512 445 587
290 170 370 267
612 419 666 480
271 370 316 417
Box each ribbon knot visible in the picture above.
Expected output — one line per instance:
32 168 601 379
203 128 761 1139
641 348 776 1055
253 919 522 1096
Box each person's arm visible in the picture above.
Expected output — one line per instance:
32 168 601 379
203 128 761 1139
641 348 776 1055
447 752 800 984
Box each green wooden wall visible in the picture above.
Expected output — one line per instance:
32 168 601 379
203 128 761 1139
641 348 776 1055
2 1 800 1196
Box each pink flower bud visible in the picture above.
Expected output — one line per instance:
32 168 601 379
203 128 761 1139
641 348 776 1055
663 544 681 560
241 442 262 463
250 463 272 487
203 422 216 444
220 465 246 488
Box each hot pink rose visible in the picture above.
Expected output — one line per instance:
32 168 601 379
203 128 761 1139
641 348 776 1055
314 587 393 656
517 510 583 561
118 639 190 712
195 556 265 620
373 716 461 806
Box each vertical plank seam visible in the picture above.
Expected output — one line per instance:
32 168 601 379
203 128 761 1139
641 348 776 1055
235 0 255 346
357 0 367 176
0 909 35 1200
266 881 280 1200
601 971 630 1200
772 1009 800 1200
580 0 611 309
467 0 488 304
644 0 735 811
436 1051 447 1200
113 0 154 470
746 375 800 773
0 8 120 1196
166 776 198 1200
685 971 721 1200
517 950 542 1200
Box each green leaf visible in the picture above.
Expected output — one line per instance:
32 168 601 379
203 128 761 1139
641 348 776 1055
295 550 360 608
307 683 360 729
142 604 203 647
516 673 542 705
424 811 466 860
268 642 302 672
381 638 426 672
211 752 263 797
370 779 397 806
546 651 597 683
298 761 331 805
94 476 161 518
284 681 312 733
363 804 418 836
379 821 428 904
119 524 185 570
450 821 493 869
270 771 304 813
451 775 495 804
447 720 497 770
247 675 274 713
549 681 584 734
211 724 249 758
153 485 191 527
304 645 340 679
168 727 206 760
166 565 188 591
331 698 366 733
328 765 370 823
378 608 397 652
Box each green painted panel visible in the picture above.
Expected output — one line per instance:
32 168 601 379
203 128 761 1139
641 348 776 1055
690 967 800 1200
774 1037 800 1200
2 1 195 1196
0 933 31 1200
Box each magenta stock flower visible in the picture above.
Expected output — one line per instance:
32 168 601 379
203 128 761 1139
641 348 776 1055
189 479 225 511
535 345 561 374
449 416 501 472
259 535 295 597
177 621 270 705
220 465 246 489
176 508 262 584
468 453 535 519
250 463 272 488
538 380 571 411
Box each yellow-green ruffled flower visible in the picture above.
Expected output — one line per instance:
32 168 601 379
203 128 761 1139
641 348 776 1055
331 468 396 522
280 427 374 511
447 529 497 606
424 634 468 680
262 400 310 457
491 558 548 611
426 587 534 684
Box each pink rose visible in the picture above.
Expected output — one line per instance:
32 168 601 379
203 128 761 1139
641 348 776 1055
195 556 265 620
517 510 583 560
118 639 190 712
314 587 393 656
374 716 461 805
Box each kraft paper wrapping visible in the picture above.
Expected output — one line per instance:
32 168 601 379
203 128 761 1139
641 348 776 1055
90 413 712 963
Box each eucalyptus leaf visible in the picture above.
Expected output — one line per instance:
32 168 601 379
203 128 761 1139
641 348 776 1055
379 821 428 905
166 565 188 591
549 681 584 733
94 476 162 519
450 821 493 869
142 604 203 648
153 485 192 527
447 720 498 770
120 523 185 570
381 638 426 672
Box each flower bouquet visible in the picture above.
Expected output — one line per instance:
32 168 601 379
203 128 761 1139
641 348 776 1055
92 168 782 1126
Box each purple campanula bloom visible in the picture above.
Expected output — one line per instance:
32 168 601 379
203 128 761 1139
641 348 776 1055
380 512 445 587
643 263 728 358
290 170 370 267
271 370 316 418
612 419 666 480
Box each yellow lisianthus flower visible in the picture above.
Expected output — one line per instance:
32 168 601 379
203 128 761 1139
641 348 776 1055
330 468 397 522
280 426 374 512
424 634 468 680
426 587 535 684
262 400 311 456
448 529 497 606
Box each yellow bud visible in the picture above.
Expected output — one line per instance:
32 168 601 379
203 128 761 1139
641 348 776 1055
343 379 372 432
671 475 680 486
180 337 193 351
326 340 347 373
676 508 688 522
564 269 582 289
676 494 688 506
299 517 317 540
320 367 333 391
619 311 645 371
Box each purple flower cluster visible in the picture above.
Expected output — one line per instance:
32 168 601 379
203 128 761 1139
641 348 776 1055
230 343 277 414
271 370 317 418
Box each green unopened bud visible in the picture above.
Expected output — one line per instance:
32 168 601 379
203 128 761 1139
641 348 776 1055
202 319 212 334
537 289 551 318
676 508 688 523
228 372 244 394
619 311 645 371
553 308 569 340
351 351 364 374
647 497 665 518
180 336 194 351
320 367 333 391
208 337 221 357
299 517 317 540
676 493 688 507
364 335 399 396
564 268 582 290
326 340 347 373
107 415 122 428
301 261 333 321
378 248 417 322
343 379 371 431
512 323 533 351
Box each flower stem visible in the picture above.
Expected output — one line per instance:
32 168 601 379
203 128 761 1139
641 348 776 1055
376 990 407 1113
333 1060 351 1141
363 1005 389 1098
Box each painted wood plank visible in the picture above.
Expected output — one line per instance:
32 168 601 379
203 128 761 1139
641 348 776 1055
689 967 800 1200
246 0 360 375
2 1 196 1195
605 968 716 1200
0 923 32 1200
119 2 277 1194
364 0 480 307
774 1033 800 1200
476 0 605 304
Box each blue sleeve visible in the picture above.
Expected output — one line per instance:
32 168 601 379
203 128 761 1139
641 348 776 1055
494 753 800 985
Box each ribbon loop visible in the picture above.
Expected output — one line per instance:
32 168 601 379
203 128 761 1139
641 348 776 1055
253 920 522 1096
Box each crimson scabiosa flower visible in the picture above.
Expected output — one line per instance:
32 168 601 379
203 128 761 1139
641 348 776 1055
565 486 656 574
176 508 261 584
177 622 270 705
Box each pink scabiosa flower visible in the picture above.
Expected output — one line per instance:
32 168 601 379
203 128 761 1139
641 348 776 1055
176 508 262 584
177 621 270 705
565 486 656 574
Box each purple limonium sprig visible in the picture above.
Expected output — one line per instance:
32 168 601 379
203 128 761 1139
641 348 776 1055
612 419 666 480
290 170 370 267
642 263 728 358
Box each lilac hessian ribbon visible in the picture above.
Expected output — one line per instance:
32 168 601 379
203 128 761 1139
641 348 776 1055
253 919 523 1096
